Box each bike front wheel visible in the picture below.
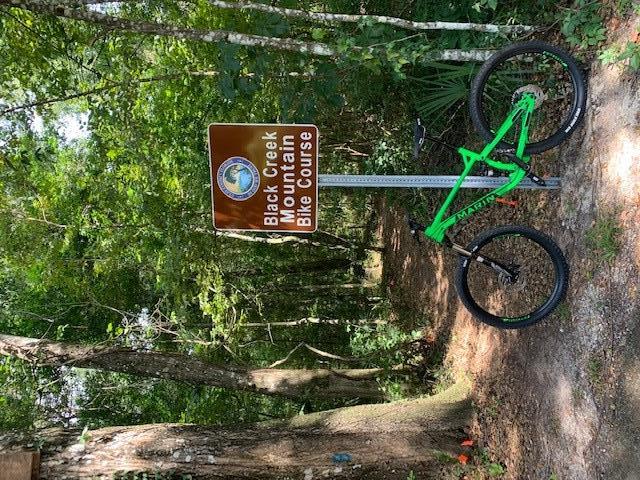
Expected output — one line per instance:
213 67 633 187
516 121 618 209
454 225 568 329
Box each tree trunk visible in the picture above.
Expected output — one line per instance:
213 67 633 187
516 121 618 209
0 334 385 400
226 258 354 276
71 0 537 33
4 382 472 479
0 0 495 61
198 228 385 252
205 0 537 34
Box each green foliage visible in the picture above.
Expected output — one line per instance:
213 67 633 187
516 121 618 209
75 371 308 428
585 214 622 262
487 462 507 476
77 425 91 444
350 321 422 368
475 448 507 477
363 136 413 175
599 39 640 71
0 0 558 434
473 0 499 12
560 1 606 48
409 62 478 129
0 357 38 430
430 364 456 394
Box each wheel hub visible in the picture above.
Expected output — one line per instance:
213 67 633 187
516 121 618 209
498 265 524 290
512 84 546 109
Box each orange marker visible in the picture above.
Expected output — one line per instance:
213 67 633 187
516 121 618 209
496 197 518 207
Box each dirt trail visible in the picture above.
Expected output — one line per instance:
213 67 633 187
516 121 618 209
378 17 640 480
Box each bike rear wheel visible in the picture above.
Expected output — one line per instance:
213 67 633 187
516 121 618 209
469 41 587 154
454 225 568 328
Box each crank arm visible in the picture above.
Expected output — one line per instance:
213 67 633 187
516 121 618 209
505 154 546 186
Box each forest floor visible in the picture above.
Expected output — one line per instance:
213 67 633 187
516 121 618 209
377 14 640 480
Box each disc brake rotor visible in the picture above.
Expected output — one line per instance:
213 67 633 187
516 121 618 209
512 84 546 109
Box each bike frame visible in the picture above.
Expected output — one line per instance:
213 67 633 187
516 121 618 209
424 94 536 244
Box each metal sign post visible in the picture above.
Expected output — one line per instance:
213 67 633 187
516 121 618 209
208 124 560 233
318 174 560 189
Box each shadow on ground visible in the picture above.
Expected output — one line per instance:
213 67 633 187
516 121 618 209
378 15 640 479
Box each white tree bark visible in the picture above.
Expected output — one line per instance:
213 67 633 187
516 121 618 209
0 0 495 61
206 0 537 34
67 0 538 33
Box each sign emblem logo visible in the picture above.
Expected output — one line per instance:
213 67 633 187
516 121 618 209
217 156 260 201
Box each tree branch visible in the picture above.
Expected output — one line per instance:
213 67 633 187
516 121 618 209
0 72 215 115
0 70 312 115
268 341 361 368
241 317 387 328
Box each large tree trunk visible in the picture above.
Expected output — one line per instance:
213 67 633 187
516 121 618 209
4 382 472 479
0 334 385 400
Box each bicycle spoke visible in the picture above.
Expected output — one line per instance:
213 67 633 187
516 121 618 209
480 51 576 145
464 234 557 319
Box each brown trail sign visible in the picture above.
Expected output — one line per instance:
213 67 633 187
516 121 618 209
208 123 560 233
208 123 318 232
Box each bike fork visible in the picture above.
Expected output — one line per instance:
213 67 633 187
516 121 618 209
445 235 517 278
408 218 516 279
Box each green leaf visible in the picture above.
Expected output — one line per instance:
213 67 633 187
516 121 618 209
311 28 326 41
55 324 68 340
219 74 236 100
488 463 506 476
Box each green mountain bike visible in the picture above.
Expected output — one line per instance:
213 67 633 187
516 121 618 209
410 41 587 329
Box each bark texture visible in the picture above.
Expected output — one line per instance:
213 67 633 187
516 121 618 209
0 334 385 400
69 0 537 33
3 382 472 479
206 0 536 34
0 0 335 55
0 0 495 61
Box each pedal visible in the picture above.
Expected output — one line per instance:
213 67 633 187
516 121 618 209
503 153 546 186
526 172 546 186
477 163 495 177
407 218 425 242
